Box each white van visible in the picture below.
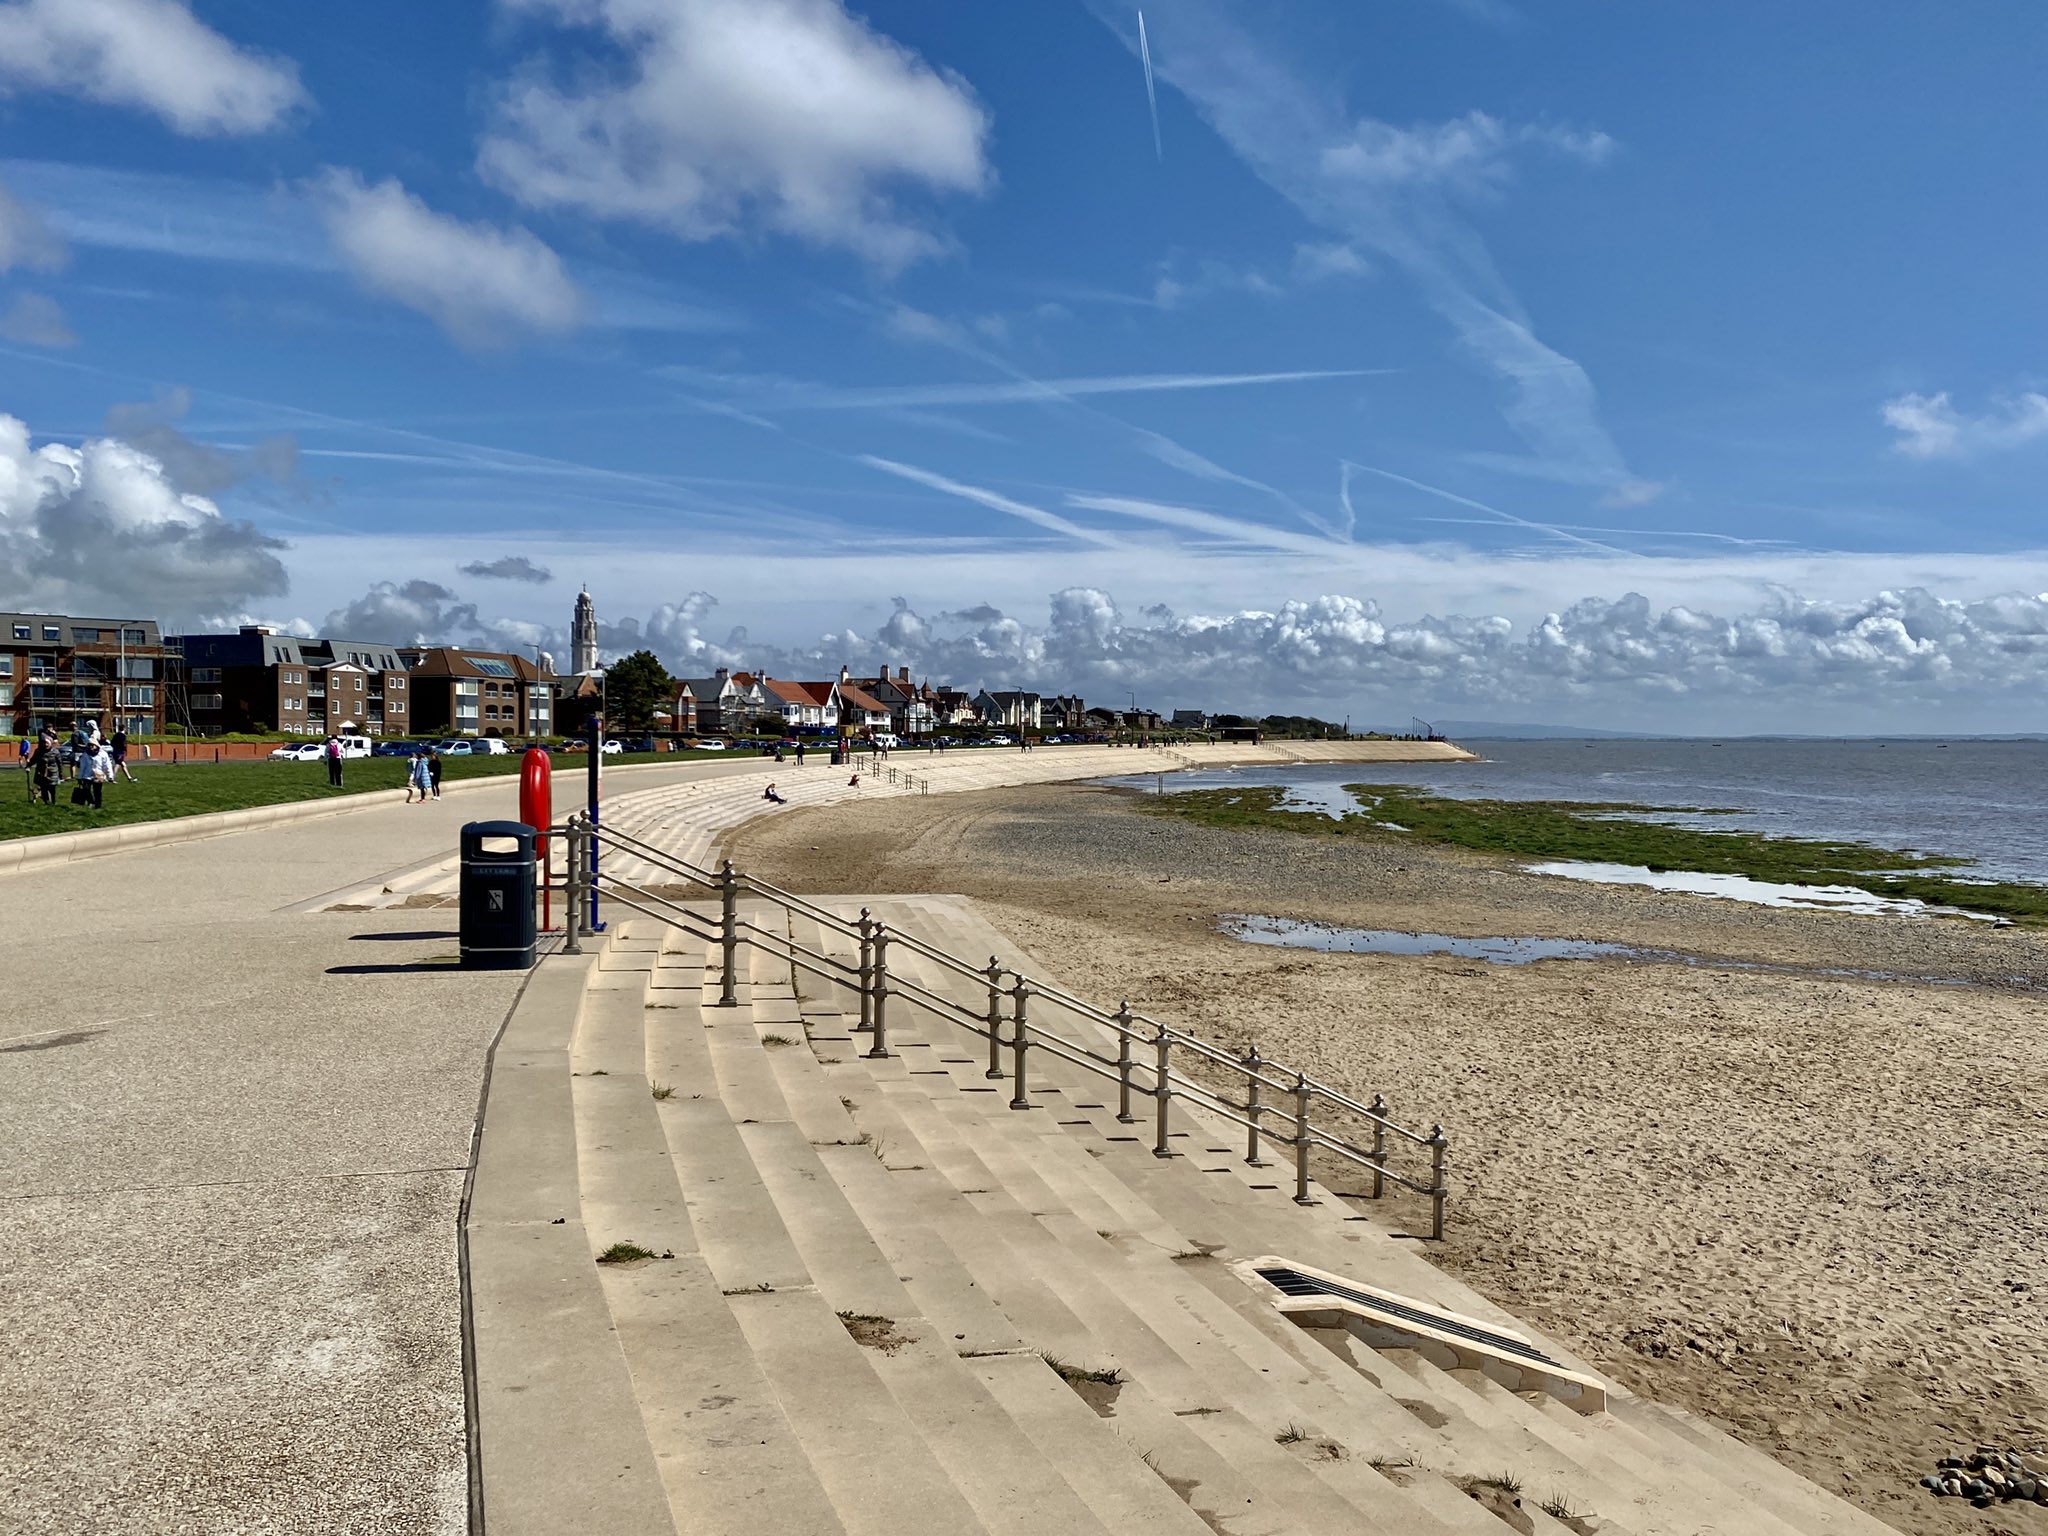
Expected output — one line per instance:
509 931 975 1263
336 735 372 759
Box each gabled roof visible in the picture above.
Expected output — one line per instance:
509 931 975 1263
837 683 889 715
761 677 825 708
405 646 553 682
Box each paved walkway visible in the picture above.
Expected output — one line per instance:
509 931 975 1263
0 742 1467 1534
0 764 723 1535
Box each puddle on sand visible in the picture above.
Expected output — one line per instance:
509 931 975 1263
1217 914 2023 989
1522 860 2007 922
1221 915 1631 965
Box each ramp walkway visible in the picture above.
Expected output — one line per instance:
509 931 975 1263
469 884 1899 1534
315 739 1467 908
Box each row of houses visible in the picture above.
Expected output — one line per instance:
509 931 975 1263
2 611 1166 743
672 667 1117 738
1 616 564 742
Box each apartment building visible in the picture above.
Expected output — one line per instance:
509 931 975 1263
401 647 558 737
0 611 165 739
175 628 411 737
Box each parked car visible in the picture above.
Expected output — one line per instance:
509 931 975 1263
334 734 372 759
986 735 1016 747
690 738 727 752
371 740 413 757
269 742 325 762
871 733 902 750
470 737 513 755
600 739 623 756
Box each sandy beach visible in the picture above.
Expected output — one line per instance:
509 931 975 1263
728 780 2048 1536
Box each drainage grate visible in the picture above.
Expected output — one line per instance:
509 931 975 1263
1254 1266 1559 1367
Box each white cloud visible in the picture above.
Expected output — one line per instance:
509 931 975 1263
0 0 305 135
1322 111 1611 194
1292 241 1370 282
478 0 992 270
0 177 66 272
0 411 288 618
663 362 1382 412
0 290 74 346
1882 390 2048 460
310 170 584 346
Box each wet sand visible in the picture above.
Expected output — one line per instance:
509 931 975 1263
728 782 2048 1536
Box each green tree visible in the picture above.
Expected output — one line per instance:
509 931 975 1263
603 649 673 733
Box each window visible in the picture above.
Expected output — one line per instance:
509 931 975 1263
12 624 27 640
122 686 154 707
388 676 404 690
43 625 60 642
194 693 223 710
191 667 221 683
0 685 11 707
0 656 9 677
470 658 515 678
122 658 154 680
353 676 363 691
123 628 148 646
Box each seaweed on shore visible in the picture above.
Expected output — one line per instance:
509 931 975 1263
1131 783 2048 925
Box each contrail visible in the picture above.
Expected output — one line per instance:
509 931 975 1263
1137 10 1162 160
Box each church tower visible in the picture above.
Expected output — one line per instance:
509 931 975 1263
571 587 598 676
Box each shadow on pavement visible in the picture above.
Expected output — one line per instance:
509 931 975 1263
326 960 465 975
347 930 460 942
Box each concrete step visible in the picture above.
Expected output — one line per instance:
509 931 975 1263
848 1074 1478 1535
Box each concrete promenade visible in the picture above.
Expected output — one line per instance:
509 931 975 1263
0 741 1467 1533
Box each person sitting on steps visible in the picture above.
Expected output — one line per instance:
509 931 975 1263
763 782 786 805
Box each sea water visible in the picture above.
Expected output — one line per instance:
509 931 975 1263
1105 739 2048 885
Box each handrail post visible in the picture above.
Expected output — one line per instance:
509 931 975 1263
866 926 891 1058
1369 1093 1388 1200
856 910 875 1033
716 859 739 1007
1428 1125 1448 1240
1113 1003 1135 1123
1292 1073 1313 1204
1152 1026 1173 1158
1242 1046 1266 1166
984 958 1005 1079
562 817 585 954
1008 978 1031 1110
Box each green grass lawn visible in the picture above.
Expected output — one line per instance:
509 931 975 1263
1133 782 2048 924
0 750 730 842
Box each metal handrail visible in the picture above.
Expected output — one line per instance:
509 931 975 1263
562 812 1448 1238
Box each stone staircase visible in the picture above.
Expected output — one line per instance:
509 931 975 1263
467 894 1900 1535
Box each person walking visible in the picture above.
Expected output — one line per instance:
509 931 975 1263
428 747 444 801
79 736 111 810
795 741 805 767
325 733 344 788
28 729 59 805
110 727 137 782
407 749 432 804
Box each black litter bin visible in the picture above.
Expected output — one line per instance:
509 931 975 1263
830 746 843 766
460 820 538 969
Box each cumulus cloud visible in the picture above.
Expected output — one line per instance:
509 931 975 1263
0 291 75 346
103 387 299 495
310 169 584 345
324 580 477 642
461 554 554 584
0 411 289 619
554 583 2048 725
0 178 66 272
479 0 992 270
0 0 306 135
1882 390 2048 460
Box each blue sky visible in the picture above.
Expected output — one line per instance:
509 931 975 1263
4 0 2047 731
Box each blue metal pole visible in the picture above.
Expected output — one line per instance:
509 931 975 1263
586 710 604 932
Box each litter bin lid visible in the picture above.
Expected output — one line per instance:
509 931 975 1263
462 820 536 857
